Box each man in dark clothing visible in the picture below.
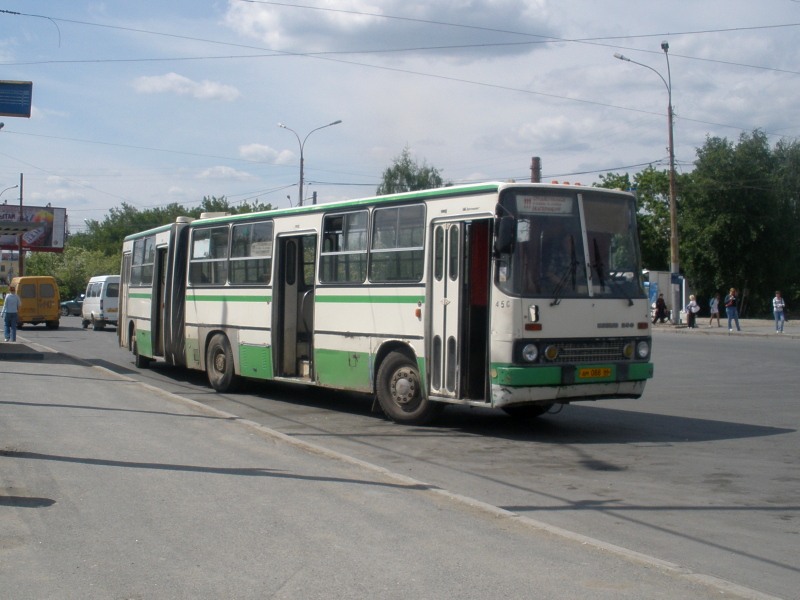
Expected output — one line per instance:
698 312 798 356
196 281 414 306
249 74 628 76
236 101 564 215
653 293 668 324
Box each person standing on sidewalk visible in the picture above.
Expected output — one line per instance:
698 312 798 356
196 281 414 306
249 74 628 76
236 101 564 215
709 293 721 327
685 295 699 328
1 284 21 342
773 290 786 333
725 287 741 332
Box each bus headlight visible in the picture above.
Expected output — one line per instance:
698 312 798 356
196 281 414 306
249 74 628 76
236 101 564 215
521 344 538 362
636 340 650 359
622 342 634 359
543 345 559 361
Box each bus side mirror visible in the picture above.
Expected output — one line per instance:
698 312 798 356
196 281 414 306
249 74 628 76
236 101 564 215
494 216 515 254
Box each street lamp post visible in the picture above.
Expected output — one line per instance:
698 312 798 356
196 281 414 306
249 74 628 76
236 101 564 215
615 43 680 325
278 120 342 207
0 184 18 201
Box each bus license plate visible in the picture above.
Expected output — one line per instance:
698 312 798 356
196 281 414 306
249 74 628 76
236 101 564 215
578 367 611 379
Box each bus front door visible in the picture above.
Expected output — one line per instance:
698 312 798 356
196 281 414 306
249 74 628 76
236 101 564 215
429 221 465 398
275 234 317 379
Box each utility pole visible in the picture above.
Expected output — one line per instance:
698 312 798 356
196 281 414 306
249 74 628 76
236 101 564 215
18 173 23 277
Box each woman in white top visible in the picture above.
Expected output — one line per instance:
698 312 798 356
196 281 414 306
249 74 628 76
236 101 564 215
685 294 699 328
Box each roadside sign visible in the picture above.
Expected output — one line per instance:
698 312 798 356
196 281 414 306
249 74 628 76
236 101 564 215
0 81 33 118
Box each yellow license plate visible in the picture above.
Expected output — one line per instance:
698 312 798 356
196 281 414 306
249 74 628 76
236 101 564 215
578 367 612 379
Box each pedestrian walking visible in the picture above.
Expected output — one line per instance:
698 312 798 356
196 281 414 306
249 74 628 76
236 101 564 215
724 287 741 332
652 293 668 324
709 293 721 327
773 290 786 333
685 295 699 328
1 284 21 342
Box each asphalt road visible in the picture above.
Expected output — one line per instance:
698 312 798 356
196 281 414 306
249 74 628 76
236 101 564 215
17 317 800 599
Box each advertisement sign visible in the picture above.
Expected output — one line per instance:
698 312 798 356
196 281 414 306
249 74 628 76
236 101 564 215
0 206 67 252
0 81 33 118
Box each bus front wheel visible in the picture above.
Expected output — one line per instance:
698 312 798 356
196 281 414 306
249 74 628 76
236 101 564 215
133 339 151 369
206 333 240 392
376 351 442 425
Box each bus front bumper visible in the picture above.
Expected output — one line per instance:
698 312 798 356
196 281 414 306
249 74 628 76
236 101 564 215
490 362 653 407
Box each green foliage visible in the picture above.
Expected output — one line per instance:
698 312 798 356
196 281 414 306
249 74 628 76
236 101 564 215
681 131 791 315
24 246 121 300
35 195 273 298
68 196 272 257
597 131 800 316
376 147 449 195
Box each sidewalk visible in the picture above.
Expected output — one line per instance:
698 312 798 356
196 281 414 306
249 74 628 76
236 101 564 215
0 342 780 600
651 318 799 339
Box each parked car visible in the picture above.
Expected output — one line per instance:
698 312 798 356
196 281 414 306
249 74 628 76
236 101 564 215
82 275 120 330
60 294 85 316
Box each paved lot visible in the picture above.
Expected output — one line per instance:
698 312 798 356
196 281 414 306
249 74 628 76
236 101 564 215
0 339 784 600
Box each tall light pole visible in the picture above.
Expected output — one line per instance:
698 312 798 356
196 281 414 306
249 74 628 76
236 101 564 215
615 42 680 324
278 120 342 206
0 184 18 201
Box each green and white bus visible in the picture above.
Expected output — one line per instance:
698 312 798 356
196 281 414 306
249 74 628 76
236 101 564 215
119 182 653 425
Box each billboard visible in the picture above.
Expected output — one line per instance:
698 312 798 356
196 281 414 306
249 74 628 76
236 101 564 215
0 205 67 252
0 81 33 118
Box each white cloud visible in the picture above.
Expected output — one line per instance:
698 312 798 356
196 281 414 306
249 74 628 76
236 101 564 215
131 73 241 101
196 166 256 180
223 0 552 60
239 144 295 165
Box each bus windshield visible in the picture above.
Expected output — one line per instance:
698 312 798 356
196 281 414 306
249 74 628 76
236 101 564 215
496 189 645 300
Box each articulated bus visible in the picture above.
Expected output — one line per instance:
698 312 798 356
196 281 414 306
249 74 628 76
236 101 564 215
119 182 653 425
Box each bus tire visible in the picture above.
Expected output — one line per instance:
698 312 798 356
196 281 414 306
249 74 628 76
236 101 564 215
206 333 240 393
501 403 553 419
376 351 443 425
133 340 151 369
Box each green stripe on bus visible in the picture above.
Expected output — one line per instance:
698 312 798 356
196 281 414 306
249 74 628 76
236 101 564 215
187 295 272 303
129 293 152 299
316 295 423 304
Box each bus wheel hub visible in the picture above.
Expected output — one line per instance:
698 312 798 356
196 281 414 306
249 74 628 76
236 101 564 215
392 370 416 404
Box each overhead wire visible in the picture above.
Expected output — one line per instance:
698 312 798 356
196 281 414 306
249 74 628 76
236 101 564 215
1 5 797 205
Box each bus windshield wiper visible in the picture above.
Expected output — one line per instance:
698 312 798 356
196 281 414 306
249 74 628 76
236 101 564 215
549 237 578 306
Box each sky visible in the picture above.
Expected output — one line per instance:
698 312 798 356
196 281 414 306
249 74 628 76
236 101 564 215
0 0 799 233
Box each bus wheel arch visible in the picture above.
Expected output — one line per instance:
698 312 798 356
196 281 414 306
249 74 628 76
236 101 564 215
205 332 241 393
374 345 443 426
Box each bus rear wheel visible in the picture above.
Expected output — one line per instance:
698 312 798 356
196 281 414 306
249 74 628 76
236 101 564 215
376 351 443 425
206 333 240 392
501 403 554 419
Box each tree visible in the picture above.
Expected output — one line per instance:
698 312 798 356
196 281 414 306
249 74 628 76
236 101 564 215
376 147 449 195
680 131 786 315
68 196 273 257
25 246 121 300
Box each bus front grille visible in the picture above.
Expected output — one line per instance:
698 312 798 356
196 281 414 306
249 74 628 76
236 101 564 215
549 340 626 363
